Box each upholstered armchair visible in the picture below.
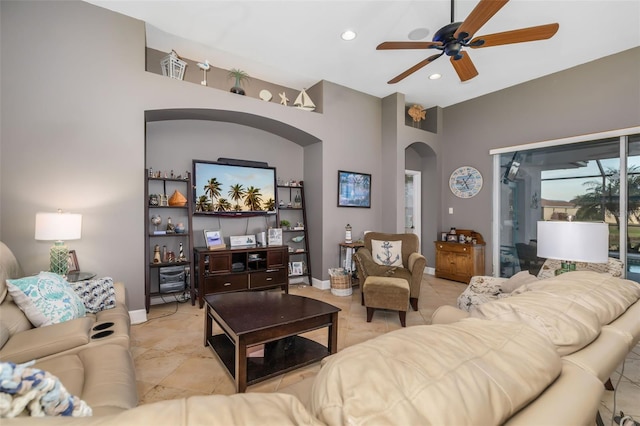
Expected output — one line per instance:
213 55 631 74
353 232 427 311
456 257 624 311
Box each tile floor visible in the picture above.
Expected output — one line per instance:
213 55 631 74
131 275 640 422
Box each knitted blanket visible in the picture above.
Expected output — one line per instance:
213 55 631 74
0 360 92 418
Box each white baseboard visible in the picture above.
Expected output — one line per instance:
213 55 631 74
313 277 330 290
129 309 147 325
425 266 435 275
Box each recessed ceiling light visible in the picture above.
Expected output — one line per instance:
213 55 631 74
341 30 357 41
408 27 430 40
429 73 442 80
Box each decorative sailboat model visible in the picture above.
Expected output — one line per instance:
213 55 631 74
293 88 315 112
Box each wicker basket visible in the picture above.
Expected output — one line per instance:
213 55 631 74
330 271 352 296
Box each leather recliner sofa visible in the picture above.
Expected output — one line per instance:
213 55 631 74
0 241 137 415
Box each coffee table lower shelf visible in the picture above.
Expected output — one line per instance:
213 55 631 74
207 334 329 386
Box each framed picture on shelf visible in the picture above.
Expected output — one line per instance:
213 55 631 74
268 228 283 246
338 170 371 208
290 261 303 276
447 234 458 242
67 250 79 273
441 232 448 241
204 230 226 250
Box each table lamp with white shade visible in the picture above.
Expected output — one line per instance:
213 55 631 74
35 210 82 276
536 219 609 275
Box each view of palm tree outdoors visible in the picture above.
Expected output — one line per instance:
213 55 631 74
498 133 640 282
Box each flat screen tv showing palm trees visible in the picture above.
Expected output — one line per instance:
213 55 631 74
193 160 277 216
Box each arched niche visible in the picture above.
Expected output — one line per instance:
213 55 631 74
405 141 438 267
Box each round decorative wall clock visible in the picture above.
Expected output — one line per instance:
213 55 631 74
449 166 483 198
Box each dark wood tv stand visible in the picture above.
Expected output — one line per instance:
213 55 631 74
193 245 289 308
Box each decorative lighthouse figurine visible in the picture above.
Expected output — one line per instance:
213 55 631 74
178 242 186 261
345 224 353 243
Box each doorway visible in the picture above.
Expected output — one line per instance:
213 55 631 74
405 170 421 248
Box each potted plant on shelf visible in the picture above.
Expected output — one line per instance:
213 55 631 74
228 68 250 95
280 220 290 230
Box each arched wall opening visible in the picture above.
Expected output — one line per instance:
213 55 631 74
405 141 438 267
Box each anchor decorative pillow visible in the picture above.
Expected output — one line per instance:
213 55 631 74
371 240 403 267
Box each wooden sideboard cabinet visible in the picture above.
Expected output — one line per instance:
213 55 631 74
434 241 485 284
193 245 289 308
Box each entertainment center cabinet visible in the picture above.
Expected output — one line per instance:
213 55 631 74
193 245 289 308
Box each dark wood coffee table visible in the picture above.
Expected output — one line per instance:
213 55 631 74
203 291 340 392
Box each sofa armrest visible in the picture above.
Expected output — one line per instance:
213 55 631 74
431 305 470 324
505 361 603 426
0 316 93 363
354 249 398 279
407 252 426 273
113 282 126 306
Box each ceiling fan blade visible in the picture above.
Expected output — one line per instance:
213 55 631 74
454 0 509 41
377 41 443 50
388 54 443 84
450 52 478 82
469 23 559 48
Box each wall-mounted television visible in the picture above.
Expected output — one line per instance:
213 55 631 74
193 159 277 216
502 152 521 184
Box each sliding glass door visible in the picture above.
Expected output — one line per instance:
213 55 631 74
496 137 633 279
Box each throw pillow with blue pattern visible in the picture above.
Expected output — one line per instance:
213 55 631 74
70 277 116 314
0 360 92 417
6 272 86 327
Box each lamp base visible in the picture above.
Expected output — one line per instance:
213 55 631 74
555 261 577 275
50 241 69 276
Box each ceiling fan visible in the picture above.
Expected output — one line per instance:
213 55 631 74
377 0 559 83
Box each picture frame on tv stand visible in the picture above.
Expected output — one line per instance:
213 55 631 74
268 228 283 246
204 230 226 250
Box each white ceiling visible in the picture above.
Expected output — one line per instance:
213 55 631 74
87 0 640 109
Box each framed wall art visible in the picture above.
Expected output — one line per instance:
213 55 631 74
338 170 371 208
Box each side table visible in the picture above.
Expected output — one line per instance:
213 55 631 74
339 242 364 285
67 271 96 282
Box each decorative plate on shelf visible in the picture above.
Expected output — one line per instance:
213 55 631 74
449 166 483 198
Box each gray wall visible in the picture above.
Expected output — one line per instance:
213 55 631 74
441 47 640 274
2 1 638 312
0 1 399 311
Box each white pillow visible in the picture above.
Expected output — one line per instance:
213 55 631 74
6 272 86 327
371 240 403 267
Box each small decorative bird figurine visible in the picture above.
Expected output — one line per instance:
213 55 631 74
279 91 289 106
197 60 211 86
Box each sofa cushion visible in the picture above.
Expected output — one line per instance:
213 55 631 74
35 344 138 416
371 239 403 267
512 271 640 326
470 288 601 356
70 277 116 314
6 272 86 327
310 319 561 426
0 359 92 417
500 270 538 293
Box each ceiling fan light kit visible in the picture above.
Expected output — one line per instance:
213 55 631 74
378 0 559 83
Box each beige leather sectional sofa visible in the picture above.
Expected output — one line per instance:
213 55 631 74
0 241 137 416
3 240 638 424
